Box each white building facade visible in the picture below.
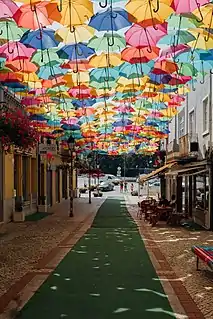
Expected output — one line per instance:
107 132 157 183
163 73 213 230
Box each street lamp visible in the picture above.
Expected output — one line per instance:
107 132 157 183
67 135 75 217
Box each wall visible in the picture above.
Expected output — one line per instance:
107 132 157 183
167 73 212 158
3 153 14 222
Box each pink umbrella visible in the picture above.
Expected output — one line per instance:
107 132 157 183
61 118 78 125
125 22 168 49
0 0 18 19
159 44 190 60
116 106 135 112
29 88 47 95
172 0 209 14
0 41 35 61
22 97 41 106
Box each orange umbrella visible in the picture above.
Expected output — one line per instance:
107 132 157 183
42 77 67 88
152 59 178 74
61 60 93 71
6 59 38 73
121 47 160 63
13 2 61 29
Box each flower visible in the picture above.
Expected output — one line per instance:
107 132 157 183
0 107 41 150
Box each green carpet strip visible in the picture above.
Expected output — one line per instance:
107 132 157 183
19 198 175 318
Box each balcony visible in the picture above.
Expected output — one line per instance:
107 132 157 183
179 133 198 158
166 139 180 161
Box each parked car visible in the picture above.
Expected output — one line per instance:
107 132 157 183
100 174 120 185
98 181 114 191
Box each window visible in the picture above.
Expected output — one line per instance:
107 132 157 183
203 96 208 132
189 110 195 136
178 113 184 138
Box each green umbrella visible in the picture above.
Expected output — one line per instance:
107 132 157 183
57 102 75 111
90 80 116 89
0 21 26 41
88 33 126 52
47 85 69 95
31 49 64 66
167 13 201 30
158 30 196 45
178 62 198 76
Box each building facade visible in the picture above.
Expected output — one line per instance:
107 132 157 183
0 89 77 223
163 73 213 230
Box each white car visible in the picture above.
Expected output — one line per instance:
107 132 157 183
101 174 120 185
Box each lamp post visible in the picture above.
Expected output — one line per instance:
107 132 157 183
88 157 92 204
67 135 75 217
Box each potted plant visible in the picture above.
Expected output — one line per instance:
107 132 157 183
13 196 25 222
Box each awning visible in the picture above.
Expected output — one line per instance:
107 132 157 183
165 161 208 177
140 162 177 183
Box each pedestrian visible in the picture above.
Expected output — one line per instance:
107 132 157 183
124 181 128 192
120 181 123 192
131 183 134 193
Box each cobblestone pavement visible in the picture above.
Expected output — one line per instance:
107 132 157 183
0 198 104 300
125 195 213 319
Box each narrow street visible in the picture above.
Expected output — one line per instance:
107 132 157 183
17 198 174 318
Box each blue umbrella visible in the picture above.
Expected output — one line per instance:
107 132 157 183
148 72 165 84
57 43 95 60
61 124 80 131
37 63 67 79
89 8 131 31
72 99 96 108
119 61 154 79
90 67 119 82
113 119 132 126
3 82 26 89
29 115 47 121
20 29 59 50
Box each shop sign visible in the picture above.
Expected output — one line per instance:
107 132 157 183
39 144 57 154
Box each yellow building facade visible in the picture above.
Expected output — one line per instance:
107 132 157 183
0 145 77 223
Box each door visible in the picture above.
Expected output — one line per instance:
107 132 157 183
55 169 60 203
47 170 52 206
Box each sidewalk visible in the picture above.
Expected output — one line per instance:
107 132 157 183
0 198 104 305
16 198 178 318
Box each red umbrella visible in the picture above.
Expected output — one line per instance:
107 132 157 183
13 1 61 30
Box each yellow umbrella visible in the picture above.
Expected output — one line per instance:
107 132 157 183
55 24 95 44
72 71 90 84
58 0 94 26
56 91 70 99
116 84 141 93
25 106 47 114
193 4 213 29
151 92 171 102
89 53 122 68
19 72 40 83
116 76 148 87
160 107 178 117
125 0 173 24
188 28 213 49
